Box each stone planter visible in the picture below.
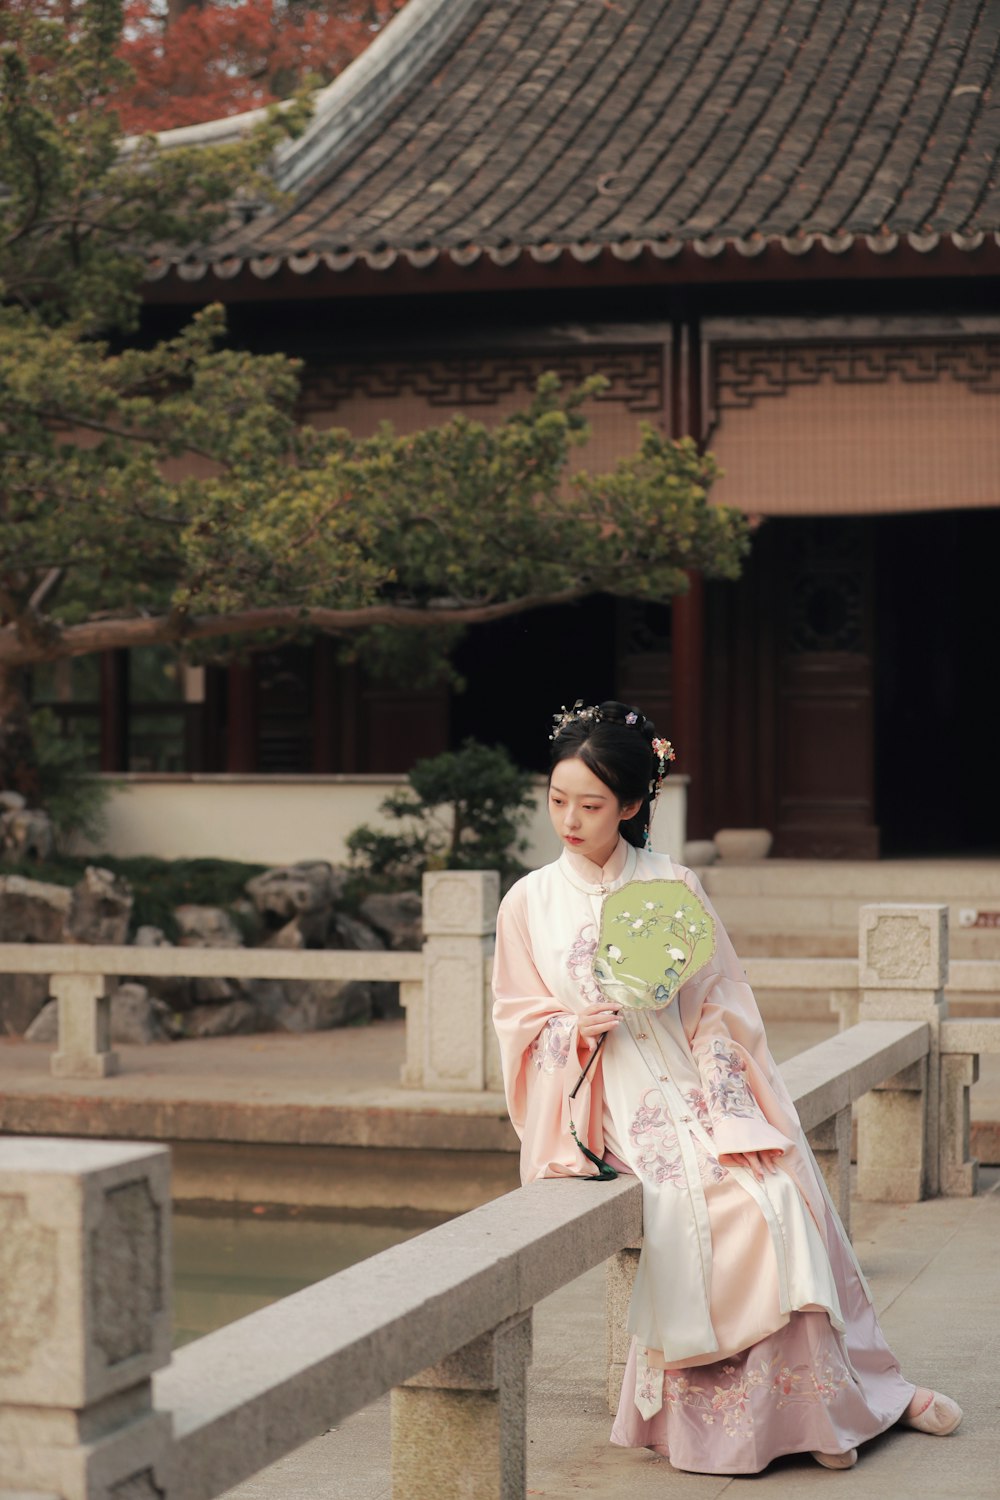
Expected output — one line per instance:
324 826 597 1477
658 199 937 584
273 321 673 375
683 839 718 867
713 827 773 862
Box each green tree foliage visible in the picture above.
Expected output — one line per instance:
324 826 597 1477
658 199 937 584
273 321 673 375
0 0 750 798
346 740 537 891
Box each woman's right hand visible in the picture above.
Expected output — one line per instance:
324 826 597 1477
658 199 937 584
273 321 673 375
578 1002 622 1042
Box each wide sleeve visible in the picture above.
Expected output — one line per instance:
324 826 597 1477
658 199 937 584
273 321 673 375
675 868 796 1161
492 881 606 1183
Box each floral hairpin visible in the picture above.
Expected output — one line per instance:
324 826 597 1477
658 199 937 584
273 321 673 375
550 700 602 739
649 737 676 794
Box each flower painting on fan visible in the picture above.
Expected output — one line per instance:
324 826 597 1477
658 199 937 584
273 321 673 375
592 879 716 1011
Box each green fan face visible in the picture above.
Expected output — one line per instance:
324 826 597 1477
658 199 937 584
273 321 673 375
592 879 716 1010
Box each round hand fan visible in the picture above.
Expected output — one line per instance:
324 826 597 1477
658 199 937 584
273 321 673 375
592 878 716 1010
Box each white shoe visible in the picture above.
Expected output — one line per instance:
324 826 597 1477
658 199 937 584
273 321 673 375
903 1388 963 1435
811 1448 858 1469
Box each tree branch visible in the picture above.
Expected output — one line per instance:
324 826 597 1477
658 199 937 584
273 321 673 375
0 589 595 665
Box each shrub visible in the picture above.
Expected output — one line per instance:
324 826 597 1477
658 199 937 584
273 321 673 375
30 708 113 850
346 740 535 893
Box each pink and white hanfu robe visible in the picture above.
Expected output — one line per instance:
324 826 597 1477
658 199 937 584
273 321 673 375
492 839 915 1475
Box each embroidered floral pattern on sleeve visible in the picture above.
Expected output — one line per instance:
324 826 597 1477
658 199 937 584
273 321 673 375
530 1015 574 1073
628 1089 728 1189
641 1345 851 1436
567 924 603 1006
701 1040 760 1121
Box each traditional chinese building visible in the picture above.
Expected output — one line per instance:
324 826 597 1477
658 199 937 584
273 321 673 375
65 0 1000 857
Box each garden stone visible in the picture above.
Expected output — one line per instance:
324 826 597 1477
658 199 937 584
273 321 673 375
184 999 260 1037
0 873 72 940
131 926 193 1010
230 897 263 945
110 983 165 1044
23 999 58 1043
330 911 385 951
3 977 52 1037
174 904 243 947
261 916 306 950
134 924 169 946
177 901 244 1003
191 976 240 1004
0 875 71 1035
278 979 374 1031
67 865 132 944
242 979 289 1026
360 891 423 950
0 806 54 861
245 861 344 924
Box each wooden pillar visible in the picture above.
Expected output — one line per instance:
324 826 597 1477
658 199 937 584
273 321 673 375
226 660 257 772
99 649 129 772
672 573 706 838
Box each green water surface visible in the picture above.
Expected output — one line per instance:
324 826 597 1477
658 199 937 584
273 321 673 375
172 1208 448 1348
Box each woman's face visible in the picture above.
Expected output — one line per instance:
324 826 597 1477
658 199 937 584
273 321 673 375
548 755 640 868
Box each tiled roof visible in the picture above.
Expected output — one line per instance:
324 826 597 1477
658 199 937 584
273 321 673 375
150 0 1000 283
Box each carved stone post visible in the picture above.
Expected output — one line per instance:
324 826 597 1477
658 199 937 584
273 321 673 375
0 1138 172 1500
413 872 500 1091
51 973 118 1080
856 903 947 1201
940 1051 980 1197
398 978 425 1089
605 1241 642 1414
390 1312 532 1500
807 1107 852 1233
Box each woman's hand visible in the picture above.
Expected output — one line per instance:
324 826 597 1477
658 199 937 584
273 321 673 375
719 1149 783 1182
577 1002 622 1043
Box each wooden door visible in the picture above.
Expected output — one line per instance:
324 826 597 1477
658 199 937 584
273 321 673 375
772 520 878 858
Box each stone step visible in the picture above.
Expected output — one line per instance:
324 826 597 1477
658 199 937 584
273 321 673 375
753 986 1000 1022
725 925 1000 961
699 857 1000 900
697 859 1000 963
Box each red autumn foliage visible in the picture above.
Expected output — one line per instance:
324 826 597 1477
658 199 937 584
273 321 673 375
113 0 408 132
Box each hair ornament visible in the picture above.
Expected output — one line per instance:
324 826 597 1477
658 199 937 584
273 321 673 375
649 736 676 794
550 700 603 739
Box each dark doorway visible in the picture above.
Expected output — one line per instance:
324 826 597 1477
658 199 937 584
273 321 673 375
875 510 1000 855
452 596 618 771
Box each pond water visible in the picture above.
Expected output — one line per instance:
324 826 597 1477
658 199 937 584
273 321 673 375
172 1206 450 1348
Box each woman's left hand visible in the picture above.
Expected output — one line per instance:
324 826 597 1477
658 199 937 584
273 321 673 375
719 1149 783 1182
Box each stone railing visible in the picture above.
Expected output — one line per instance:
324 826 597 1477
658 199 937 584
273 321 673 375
743 953 1000 1027
0 1137 642 1500
0 871 499 1088
2 900 995 1499
1 881 993 1206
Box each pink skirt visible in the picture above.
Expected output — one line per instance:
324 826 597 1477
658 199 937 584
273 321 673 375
610 1197 915 1474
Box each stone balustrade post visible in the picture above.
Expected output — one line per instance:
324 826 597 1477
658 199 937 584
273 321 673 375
940 1051 980 1197
407 871 500 1091
605 1242 642 1415
51 973 117 1080
807 1106 852 1233
856 903 947 1201
0 1138 172 1500
390 1312 532 1500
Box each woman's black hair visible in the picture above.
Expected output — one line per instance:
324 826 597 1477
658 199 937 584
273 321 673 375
548 700 666 849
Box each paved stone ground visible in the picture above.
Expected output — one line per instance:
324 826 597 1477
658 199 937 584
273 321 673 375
221 1175 999 1500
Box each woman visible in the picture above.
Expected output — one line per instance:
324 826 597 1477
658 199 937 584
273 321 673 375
491 700 961 1475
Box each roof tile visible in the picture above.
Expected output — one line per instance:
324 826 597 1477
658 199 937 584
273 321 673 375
176 0 1000 274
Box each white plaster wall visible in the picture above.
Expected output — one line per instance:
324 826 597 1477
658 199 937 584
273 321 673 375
76 774 687 871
